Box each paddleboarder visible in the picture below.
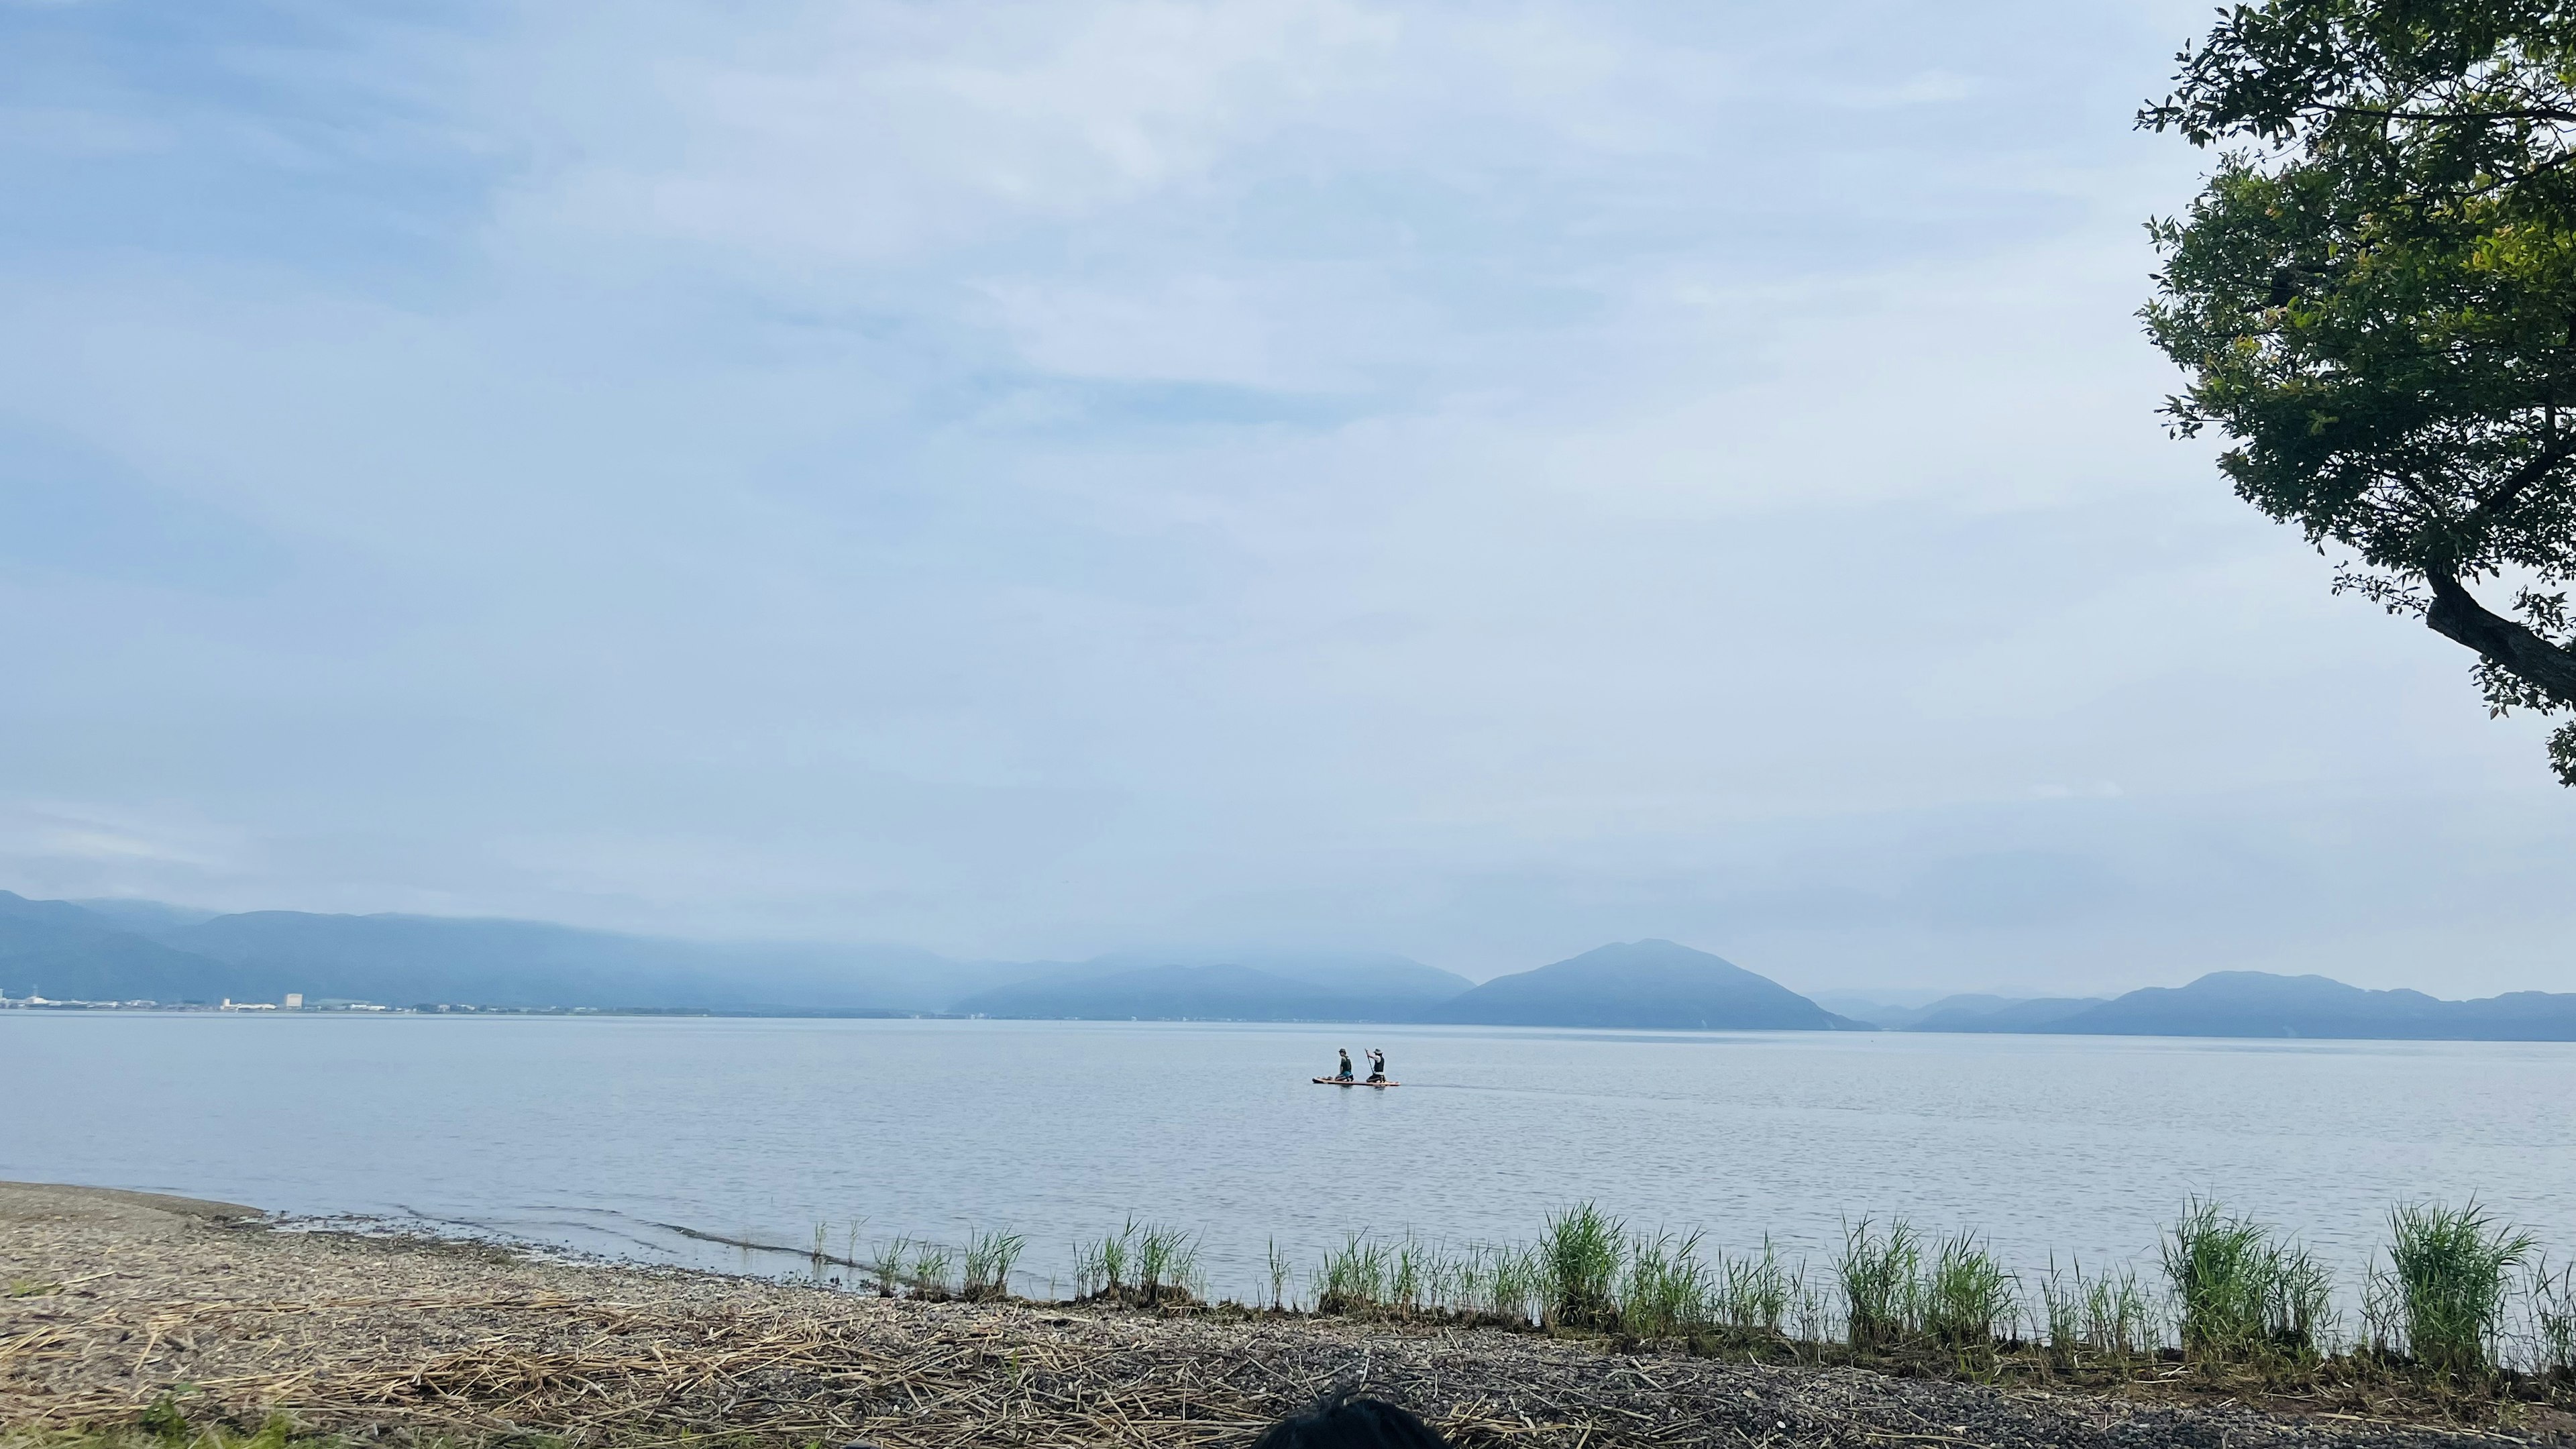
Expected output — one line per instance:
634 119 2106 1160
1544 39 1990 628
1334 1048 1354 1081
1365 1049 1387 1084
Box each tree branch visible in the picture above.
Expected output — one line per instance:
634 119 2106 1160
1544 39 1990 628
2463 434 2576 529
2316 102 2576 127
2425 570 2576 707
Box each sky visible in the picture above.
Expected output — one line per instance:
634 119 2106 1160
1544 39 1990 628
2 0 2570 998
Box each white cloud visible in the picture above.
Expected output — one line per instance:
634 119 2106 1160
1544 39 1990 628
2 0 2569 991
496 0 1401 268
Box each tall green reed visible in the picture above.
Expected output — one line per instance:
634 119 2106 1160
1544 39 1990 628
2039 1257 2158 1360
1073 1220 1134 1299
1314 1232 1391 1314
1132 1222 1200 1304
1266 1236 1294 1311
1485 1242 1543 1326
1922 1230 2015 1352
962 1228 1026 1301
868 1234 913 1297
1619 1230 1712 1339
908 1242 954 1298
1712 1238 1795 1338
1540 1202 1625 1330
1391 1234 1434 1316
2373 1201 2532 1378
2161 1198 2330 1364
1837 1217 1921 1348
2524 1256 2576 1381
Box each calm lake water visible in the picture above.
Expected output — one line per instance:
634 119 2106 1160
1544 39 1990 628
6 1013 2572 1304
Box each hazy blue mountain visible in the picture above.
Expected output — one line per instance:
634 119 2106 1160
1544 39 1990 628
1897 994 2023 1025
0 893 236 1002
952 963 1419 1021
1908 996 2104 1032
29 895 2567 1038
2448 991 2576 1038
67 898 223 932
0 894 1024 1010
1819 991 2029 1029
1071 949 1471 1005
154 910 1026 1010
0 893 1454 1015
1421 940 1862 1030
2047 971 2576 1039
1805 991 1934 1027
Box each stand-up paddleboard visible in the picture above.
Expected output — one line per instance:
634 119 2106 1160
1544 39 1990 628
1312 1077 1399 1088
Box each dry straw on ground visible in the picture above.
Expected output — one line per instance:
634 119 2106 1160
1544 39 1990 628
0 1183 2553 1449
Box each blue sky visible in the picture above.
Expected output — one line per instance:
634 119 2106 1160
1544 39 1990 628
3 0 2569 994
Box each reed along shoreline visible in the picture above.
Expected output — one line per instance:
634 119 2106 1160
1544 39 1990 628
1 1181 2567 1449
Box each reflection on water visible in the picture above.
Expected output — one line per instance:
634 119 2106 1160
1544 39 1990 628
4 1013 2571 1299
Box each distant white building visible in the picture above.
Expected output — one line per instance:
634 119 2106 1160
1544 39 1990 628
284 992 303 1010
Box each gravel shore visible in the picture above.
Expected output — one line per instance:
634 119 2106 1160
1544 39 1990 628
0 1182 2559 1449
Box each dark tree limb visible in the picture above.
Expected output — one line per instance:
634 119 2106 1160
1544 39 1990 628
2425 569 2576 706
2464 435 2576 527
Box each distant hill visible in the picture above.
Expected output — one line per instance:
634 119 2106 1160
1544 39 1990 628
1819 991 2029 1030
1875 971 2576 1040
24 896 2564 1040
0 893 1020 1010
1421 940 1862 1031
0 894 236 1003
1908 996 2104 1033
0 893 1462 1018
953 962 1455 1022
1070 950 1472 1009
66 898 221 932
1805 991 1960 1028
2043 971 2576 1040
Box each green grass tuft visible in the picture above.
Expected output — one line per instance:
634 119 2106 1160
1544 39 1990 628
1073 1219 1135 1299
1484 1241 1543 1326
962 1228 1026 1301
2160 1197 2330 1365
1265 1235 1293 1310
2375 1201 2533 1378
1314 1231 1390 1314
1540 1201 1625 1330
1132 1222 1200 1304
1837 1216 1921 1348
908 1242 954 1298
2526 1255 2576 1381
869 1233 914 1297
1712 1237 1796 1338
1922 1229 2015 1352
2040 1256 2159 1361
1619 1229 1711 1339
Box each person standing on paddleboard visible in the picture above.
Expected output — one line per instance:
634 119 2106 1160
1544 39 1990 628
1365 1049 1386 1083
1335 1049 1354 1081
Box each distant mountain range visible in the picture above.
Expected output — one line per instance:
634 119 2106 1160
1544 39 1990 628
0 892 1014 1012
1419 940 1861 1030
0 898 1844 1031
7 891 2574 1039
1831 973 2576 1040
954 955 1473 1022
1904 995 2106 1033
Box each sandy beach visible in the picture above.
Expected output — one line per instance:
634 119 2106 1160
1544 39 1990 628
0 1181 2555 1449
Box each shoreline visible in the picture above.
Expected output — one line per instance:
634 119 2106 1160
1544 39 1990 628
2 1181 2567 1449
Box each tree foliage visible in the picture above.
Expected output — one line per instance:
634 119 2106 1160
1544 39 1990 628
2141 0 2576 782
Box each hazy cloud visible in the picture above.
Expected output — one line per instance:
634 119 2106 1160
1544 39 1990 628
1 0 2567 994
